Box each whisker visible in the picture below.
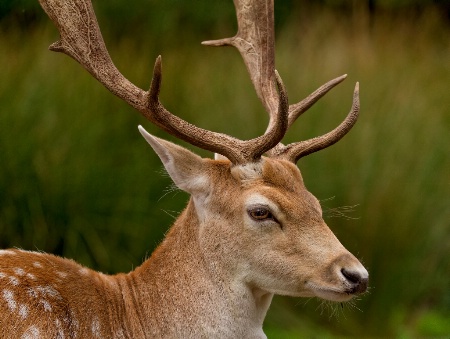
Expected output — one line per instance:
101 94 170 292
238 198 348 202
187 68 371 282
322 204 360 220
161 209 179 220
158 184 181 202
312 296 365 320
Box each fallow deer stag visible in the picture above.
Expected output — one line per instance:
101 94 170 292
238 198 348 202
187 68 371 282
0 0 368 337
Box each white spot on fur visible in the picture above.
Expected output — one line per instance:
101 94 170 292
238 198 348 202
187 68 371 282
40 299 52 312
19 304 29 319
79 268 89 275
0 250 16 256
21 326 40 339
69 309 80 334
9 276 20 286
33 262 43 268
36 285 60 298
56 271 68 279
2 289 17 311
26 273 36 280
14 268 26 276
91 317 101 337
55 319 65 339
27 287 38 299
0 272 6 279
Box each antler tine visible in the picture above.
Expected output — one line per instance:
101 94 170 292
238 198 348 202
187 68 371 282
246 70 289 160
287 74 348 128
274 82 360 163
39 0 288 165
202 0 291 160
202 0 279 120
146 57 245 162
203 0 352 153
148 57 288 163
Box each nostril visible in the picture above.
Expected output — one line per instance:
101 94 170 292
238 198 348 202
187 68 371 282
341 268 360 284
341 268 368 294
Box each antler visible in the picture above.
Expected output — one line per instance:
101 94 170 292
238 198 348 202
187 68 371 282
39 0 358 165
272 83 360 162
38 0 288 165
204 0 359 163
203 0 278 118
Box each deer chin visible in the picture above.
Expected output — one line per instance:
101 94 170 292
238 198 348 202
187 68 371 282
305 282 355 302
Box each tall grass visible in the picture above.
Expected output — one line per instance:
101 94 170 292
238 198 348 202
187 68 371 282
0 5 449 337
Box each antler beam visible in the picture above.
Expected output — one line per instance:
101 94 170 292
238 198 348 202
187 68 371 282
203 0 278 117
203 0 360 163
40 0 359 165
38 0 288 165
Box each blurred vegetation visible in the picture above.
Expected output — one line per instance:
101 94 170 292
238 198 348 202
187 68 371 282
0 1 449 338
1 0 450 32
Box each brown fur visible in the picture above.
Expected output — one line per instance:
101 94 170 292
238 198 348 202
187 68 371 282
0 140 367 338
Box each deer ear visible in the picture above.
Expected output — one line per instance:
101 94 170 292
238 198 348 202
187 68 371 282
138 126 208 194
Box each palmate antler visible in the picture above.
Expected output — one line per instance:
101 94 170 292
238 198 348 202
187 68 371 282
38 0 359 165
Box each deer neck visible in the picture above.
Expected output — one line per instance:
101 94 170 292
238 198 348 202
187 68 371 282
123 198 272 338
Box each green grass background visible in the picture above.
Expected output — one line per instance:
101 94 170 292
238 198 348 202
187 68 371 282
0 2 449 338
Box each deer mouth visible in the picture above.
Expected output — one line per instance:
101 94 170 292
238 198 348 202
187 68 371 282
306 262 369 301
305 282 357 302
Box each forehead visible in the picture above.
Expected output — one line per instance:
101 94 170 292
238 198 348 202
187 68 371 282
209 158 320 214
260 158 304 193
232 159 322 219
211 157 306 194
257 159 322 215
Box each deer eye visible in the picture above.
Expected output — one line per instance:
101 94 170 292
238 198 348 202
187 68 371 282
248 207 274 221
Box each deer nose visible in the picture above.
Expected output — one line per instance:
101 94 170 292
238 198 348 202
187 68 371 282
341 267 369 294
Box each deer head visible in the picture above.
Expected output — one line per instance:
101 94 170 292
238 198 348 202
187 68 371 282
0 0 368 337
